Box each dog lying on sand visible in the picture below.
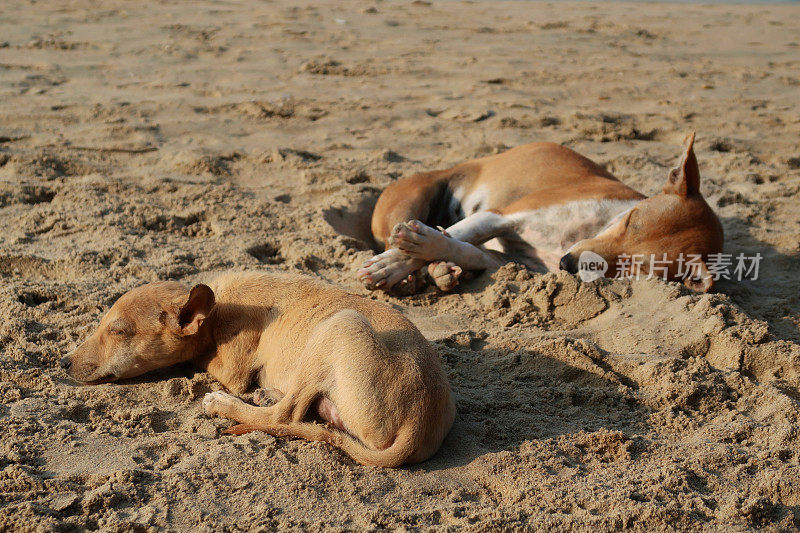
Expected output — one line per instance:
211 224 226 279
60 272 455 467
358 133 723 294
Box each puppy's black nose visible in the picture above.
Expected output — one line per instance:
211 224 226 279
59 356 72 370
559 254 576 273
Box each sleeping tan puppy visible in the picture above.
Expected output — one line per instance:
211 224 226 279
60 272 455 467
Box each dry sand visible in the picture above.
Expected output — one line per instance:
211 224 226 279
2 0 800 530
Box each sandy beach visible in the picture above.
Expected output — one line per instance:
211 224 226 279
1 0 800 530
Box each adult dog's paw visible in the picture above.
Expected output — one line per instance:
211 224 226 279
428 261 462 292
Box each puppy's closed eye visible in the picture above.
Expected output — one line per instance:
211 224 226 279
108 318 134 336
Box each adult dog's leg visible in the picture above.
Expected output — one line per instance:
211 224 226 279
390 211 512 269
356 248 426 291
358 210 511 291
443 210 515 244
358 171 451 292
370 169 460 248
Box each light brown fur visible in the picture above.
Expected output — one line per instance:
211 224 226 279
370 142 641 247
61 272 455 467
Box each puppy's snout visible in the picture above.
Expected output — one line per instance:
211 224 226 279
59 356 72 371
559 253 577 273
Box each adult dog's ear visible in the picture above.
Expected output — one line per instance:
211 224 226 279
663 132 700 197
177 284 215 335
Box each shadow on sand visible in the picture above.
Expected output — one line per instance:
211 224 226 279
715 215 800 344
418 336 651 471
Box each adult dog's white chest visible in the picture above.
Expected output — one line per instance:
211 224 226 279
490 199 639 270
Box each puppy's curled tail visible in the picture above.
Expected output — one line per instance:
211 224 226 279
325 423 418 468
226 420 418 468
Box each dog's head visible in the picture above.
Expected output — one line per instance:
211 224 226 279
560 133 724 291
60 282 215 383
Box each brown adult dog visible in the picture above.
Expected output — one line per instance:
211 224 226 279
60 272 455 467
357 133 723 294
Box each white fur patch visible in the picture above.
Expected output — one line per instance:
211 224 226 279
592 204 636 240
506 199 640 266
460 185 489 216
447 210 510 242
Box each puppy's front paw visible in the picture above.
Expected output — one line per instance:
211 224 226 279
253 387 284 406
203 391 243 419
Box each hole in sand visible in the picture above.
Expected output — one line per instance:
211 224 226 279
18 290 50 307
66 404 90 423
710 139 733 153
20 186 56 204
247 243 283 264
182 212 205 226
322 190 380 251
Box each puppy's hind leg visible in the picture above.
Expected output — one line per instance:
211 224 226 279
205 386 318 436
219 388 284 433
213 396 413 467
205 312 346 434
204 310 421 466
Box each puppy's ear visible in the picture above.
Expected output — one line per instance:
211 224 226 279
663 132 700 197
176 284 215 336
683 258 714 293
